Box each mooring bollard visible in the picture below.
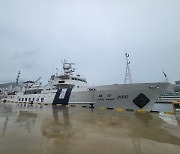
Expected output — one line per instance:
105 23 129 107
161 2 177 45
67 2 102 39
89 103 94 108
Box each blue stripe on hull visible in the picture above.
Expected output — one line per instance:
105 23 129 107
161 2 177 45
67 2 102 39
52 88 73 105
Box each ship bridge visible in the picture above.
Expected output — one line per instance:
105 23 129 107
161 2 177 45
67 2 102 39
48 60 88 89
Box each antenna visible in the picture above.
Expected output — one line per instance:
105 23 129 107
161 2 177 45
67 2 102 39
56 68 58 76
52 64 54 76
162 71 169 82
124 53 132 84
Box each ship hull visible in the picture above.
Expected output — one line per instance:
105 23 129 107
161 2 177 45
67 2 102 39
8 82 168 111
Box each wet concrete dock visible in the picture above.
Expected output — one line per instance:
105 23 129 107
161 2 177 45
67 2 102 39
0 102 180 154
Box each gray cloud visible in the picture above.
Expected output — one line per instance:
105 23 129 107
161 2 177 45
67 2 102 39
22 62 41 69
12 50 39 59
0 0 180 85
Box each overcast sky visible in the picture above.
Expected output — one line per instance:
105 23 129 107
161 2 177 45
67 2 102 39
0 0 180 85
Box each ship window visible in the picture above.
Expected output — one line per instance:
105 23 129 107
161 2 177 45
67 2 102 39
77 86 79 88
107 94 111 97
33 98 35 101
25 98 27 101
41 98 44 102
29 98 31 101
19 98 21 101
24 89 42 94
88 88 96 91
59 81 65 83
36 98 39 101
99 94 102 97
22 98 24 101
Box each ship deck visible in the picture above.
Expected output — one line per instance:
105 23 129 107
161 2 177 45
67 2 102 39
0 101 180 154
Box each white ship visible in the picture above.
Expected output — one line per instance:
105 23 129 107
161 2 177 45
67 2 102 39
5 60 168 111
151 80 180 112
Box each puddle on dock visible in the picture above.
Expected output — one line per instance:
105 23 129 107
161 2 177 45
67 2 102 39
0 102 180 154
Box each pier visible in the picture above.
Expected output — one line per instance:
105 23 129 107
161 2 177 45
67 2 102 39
0 101 180 154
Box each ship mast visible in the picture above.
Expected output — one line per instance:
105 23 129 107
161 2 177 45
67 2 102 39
162 71 169 82
16 71 20 86
62 60 75 76
124 53 132 84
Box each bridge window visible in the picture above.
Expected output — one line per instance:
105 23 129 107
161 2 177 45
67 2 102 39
88 88 96 91
99 94 103 97
107 94 111 97
59 81 65 83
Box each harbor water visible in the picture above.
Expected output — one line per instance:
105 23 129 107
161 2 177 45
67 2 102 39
0 101 180 154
